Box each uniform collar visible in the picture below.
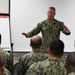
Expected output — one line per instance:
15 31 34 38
33 50 41 52
48 58 64 62
46 19 57 24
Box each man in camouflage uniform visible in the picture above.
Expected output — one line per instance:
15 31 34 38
26 39 67 75
22 6 71 52
17 36 48 75
0 34 12 75
65 52 75 75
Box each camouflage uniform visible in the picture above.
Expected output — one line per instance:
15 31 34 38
27 19 70 52
26 58 67 75
68 73 75 75
0 48 12 75
3 68 11 75
17 50 48 75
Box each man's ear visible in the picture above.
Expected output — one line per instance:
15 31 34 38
30 43 32 47
0 66 5 74
46 48 50 54
64 62 67 69
54 12 56 16
61 51 64 56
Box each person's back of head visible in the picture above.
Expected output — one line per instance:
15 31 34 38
30 36 42 49
65 52 75 74
0 52 5 75
48 39 64 58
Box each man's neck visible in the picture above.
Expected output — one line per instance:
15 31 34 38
32 48 41 51
47 18 54 23
48 53 61 60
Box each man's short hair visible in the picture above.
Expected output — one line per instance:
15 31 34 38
66 52 75 67
49 39 64 56
49 7 56 12
30 36 42 48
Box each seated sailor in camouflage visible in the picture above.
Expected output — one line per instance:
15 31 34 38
22 6 71 52
26 39 67 75
65 52 75 75
0 52 11 75
0 34 12 75
17 35 48 75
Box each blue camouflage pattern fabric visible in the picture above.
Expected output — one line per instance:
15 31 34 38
68 73 75 75
0 48 12 75
27 19 70 52
17 50 48 75
26 58 67 75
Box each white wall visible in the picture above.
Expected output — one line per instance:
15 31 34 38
11 0 75 52
0 0 9 13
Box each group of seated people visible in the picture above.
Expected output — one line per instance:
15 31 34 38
0 34 75 75
17 35 75 75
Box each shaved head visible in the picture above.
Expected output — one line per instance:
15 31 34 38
30 36 42 48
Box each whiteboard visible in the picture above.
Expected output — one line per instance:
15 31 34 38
0 16 11 50
11 0 75 52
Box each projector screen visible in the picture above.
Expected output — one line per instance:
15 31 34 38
11 0 75 52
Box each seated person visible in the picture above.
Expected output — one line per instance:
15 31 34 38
0 34 12 75
26 39 66 75
65 52 75 75
0 52 11 75
17 35 48 75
